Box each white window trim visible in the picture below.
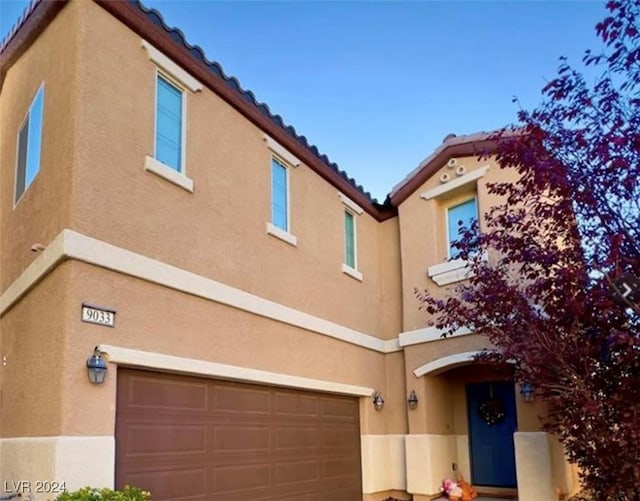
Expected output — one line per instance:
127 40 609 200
267 156 297 243
141 40 203 92
14 83 45 207
427 259 473 286
153 70 189 177
263 134 300 167
337 192 363 215
420 165 489 200
445 194 478 259
342 209 362 281
342 263 363 282
266 222 297 247
144 155 194 192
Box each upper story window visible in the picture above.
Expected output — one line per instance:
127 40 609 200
141 40 202 193
338 192 363 282
155 74 184 172
15 85 45 204
344 210 356 268
447 196 478 259
263 135 299 247
271 157 289 231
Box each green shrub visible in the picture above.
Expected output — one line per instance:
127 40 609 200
54 486 150 501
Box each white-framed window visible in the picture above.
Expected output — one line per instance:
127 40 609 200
155 73 185 173
15 84 45 204
338 192 363 281
446 195 478 259
271 157 289 232
141 39 202 192
344 210 357 268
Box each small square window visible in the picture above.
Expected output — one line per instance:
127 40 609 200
447 196 478 259
15 85 45 203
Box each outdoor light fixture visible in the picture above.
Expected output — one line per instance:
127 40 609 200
407 390 419 410
86 347 107 384
520 382 535 402
372 392 385 411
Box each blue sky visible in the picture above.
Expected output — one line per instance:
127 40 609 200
0 0 607 201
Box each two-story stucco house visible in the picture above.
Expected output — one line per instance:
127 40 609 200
0 1 578 500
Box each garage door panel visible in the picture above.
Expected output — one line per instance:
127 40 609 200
274 392 319 416
274 425 319 449
120 467 206 501
212 385 271 414
122 424 207 455
126 375 208 411
212 463 271 493
212 425 270 451
320 397 359 418
116 369 362 500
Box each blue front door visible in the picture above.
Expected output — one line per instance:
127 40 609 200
466 381 517 487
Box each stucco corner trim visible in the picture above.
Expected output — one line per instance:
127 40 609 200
141 39 203 92
398 325 472 347
338 192 364 215
0 230 68 316
413 350 483 377
99 344 374 396
420 165 490 200
266 222 298 246
144 155 194 192
342 263 363 282
263 134 300 167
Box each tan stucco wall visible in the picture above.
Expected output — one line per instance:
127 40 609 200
61 260 390 435
68 0 401 340
0 1 78 290
0 263 73 437
397 154 518 332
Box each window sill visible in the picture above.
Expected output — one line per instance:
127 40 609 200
266 222 297 247
342 264 363 282
144 156 194 192
427 258 472 286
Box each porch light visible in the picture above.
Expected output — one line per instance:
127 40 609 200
372 392 384 411
86 347 107 384
407 390 419 410
520 382 535 402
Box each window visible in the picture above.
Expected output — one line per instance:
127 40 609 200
155 74 184 172
447 196 478 259
344 211 356 269
271 157 289 231
15 85 44 203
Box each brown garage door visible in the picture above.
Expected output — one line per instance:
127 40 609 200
115 369 363 501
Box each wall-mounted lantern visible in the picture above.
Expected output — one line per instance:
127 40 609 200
520 382 535 402
407 390 419 410
372 392 385 411
86 347 107 384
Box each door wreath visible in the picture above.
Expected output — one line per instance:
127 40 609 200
477 385 505 426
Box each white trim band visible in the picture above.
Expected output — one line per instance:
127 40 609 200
266 222 298 246
413 350 482 377
342 263 363 282
398 325 472 347
144 155 194 192
0 230 401 354
99 345 374 396
338 192 364 215
420 165 490 200
141 40 203 92
263 134 300 167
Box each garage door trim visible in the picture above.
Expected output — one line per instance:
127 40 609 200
99 344 375 396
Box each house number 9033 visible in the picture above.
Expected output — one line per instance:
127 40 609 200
81 304 116 327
